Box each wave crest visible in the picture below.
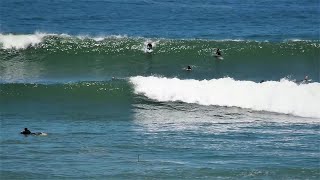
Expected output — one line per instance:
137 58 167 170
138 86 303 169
130 76 320 118
0 32 50 49
1 32 319 50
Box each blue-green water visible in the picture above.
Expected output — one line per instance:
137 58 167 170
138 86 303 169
1 0 320 179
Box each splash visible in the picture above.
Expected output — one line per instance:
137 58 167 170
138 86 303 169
0 32 49 49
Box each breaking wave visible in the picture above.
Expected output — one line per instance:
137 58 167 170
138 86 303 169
130 76 320 118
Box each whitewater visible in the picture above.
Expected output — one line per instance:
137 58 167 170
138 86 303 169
131 76 320 118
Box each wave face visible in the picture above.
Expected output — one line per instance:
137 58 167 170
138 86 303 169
1 33 319 83
1 34 319 118
2 76 319 118
130 76 320 118
0 80 131 102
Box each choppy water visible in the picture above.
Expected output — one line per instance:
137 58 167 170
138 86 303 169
1 0 320 179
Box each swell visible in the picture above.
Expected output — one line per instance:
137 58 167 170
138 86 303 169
0 79 132 102
1 33 319 82
1 33 319 54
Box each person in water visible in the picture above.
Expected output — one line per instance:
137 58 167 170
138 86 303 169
216 48 222 56
21 128 31 135
186 65 192 71
20 128 46 135
147 43 152 50
301 75 311 84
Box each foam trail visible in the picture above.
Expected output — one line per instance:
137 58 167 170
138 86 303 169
130 76 320 118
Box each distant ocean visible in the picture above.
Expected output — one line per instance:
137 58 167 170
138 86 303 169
1 0 319 179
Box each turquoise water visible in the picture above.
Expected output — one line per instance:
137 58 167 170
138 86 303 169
1 0 320 179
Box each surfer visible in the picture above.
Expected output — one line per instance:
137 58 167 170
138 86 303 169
21 128 31 135
20 128 46 136
215 48 222 56
214 48 224 60
301 75 311 84
295 75 312 84
186 65 192 71
147 43 152 50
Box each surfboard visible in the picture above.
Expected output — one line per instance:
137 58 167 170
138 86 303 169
145 48 153 53
33 132 47 136
214 54 223 60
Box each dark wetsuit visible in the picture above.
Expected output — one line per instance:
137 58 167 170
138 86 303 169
216 49 222 56
147 44 152 50
21 129 31 135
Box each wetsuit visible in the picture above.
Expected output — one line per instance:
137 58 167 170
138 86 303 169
21 129 31 135
216 49 222 56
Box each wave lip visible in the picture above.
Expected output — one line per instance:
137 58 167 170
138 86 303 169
0 32 50 49
130 76 320 118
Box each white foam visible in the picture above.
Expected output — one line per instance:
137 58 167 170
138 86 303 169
284 39 313 42
130 76 320 118
0 33 130 49
0 32 49 49
144 40 158 47
141 40 159 52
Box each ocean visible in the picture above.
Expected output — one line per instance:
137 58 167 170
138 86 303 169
1 0 320 179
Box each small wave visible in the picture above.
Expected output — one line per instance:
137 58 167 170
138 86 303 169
130 76 320 118
0 32 130 50
0 80 132 102
1 32 319 50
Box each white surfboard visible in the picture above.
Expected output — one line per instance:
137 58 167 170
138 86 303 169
214 54 223 60
145 48 153 53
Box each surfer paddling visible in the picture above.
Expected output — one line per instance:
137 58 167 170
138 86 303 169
21 128 31 135
20 128 47 136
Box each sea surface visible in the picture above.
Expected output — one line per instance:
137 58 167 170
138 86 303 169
1 0 320 179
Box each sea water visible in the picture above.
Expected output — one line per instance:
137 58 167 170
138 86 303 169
1 0 320 179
